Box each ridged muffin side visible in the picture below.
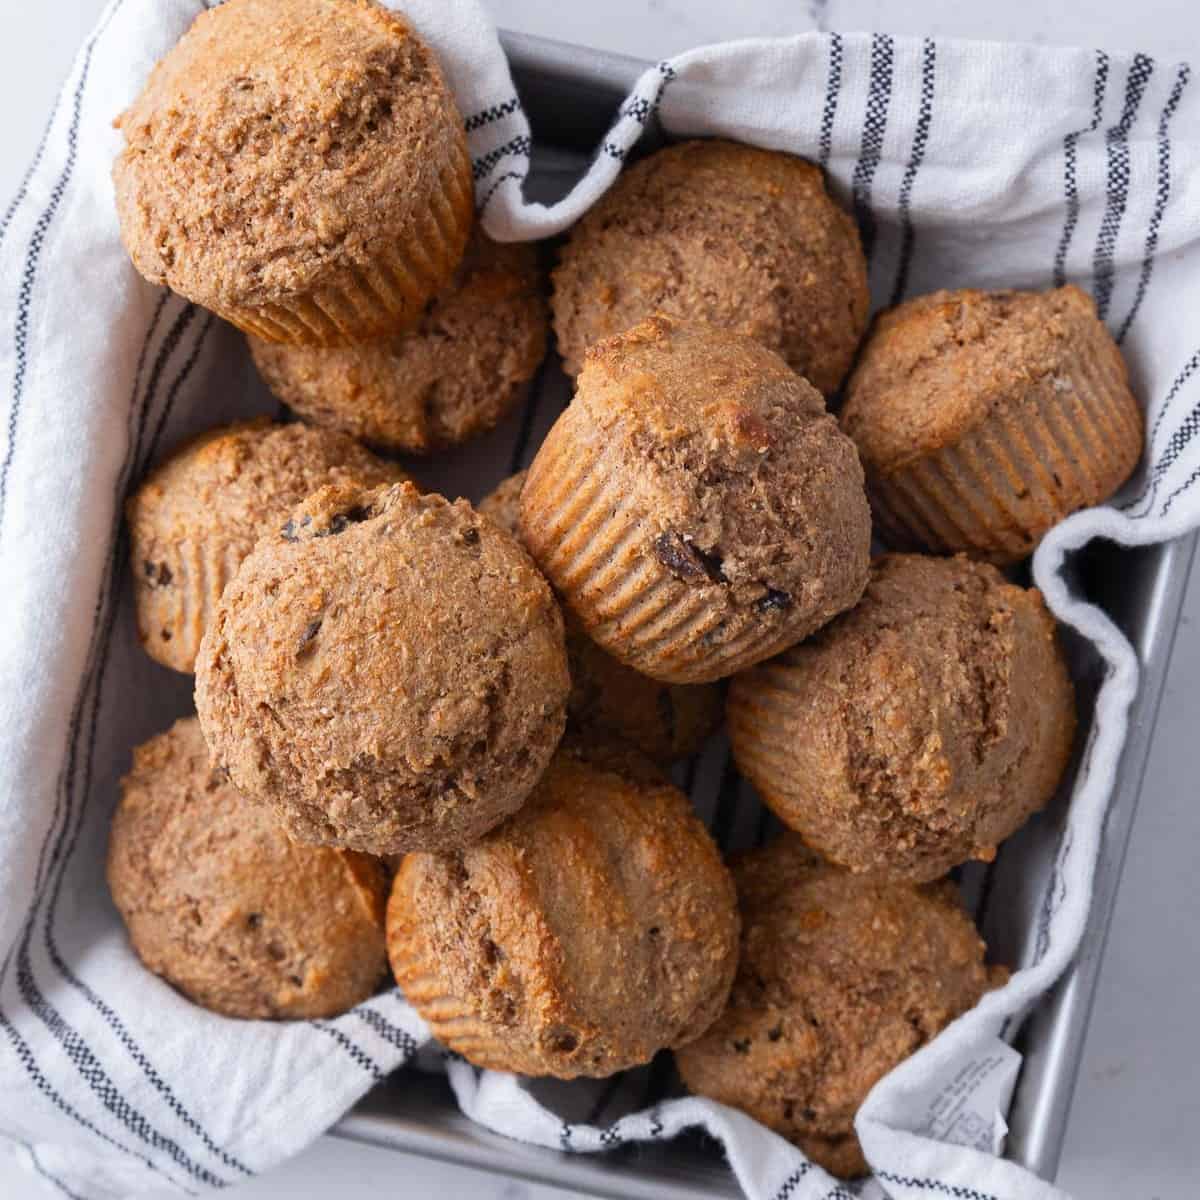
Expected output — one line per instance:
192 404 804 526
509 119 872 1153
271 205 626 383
248 234 547 451
126 419 405 673
728 554 1077 882
387 740 739 1078
480 471 723 761
842 285 1143 563
520 317 871 684
113 0 473 344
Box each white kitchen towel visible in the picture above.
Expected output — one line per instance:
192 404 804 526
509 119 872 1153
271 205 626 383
2 2 1199 1198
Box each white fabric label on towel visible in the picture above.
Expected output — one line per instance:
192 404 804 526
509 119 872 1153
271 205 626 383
907 1040 1020 1155
2 3 1200 1200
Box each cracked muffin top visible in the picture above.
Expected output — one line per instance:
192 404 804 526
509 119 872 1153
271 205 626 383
194 481 570 856
675 834 1005 1177
728 553 1077 881
552 139 869 395
388 738 739 1078
113 0 472 340
126 418 405 674
108 717 389 1019
519 316 872 683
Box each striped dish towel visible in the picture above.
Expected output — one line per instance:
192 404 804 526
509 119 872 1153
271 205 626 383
1 2 1198 1198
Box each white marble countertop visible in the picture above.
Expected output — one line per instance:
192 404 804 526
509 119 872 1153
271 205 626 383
2 2 1198 1198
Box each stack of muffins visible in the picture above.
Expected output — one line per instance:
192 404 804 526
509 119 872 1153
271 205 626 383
106 0 1143 1179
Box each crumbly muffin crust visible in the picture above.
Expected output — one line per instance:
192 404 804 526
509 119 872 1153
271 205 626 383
728 554 1076 881
108 717 389 1019
841 285 1143 562
126 419 405 674
195 481 569 855
675 835 1005 1177
113 0 472 342
552 139 869 394
519 317 871 684
249 234 548 452
388 739 739 1078
481 471 721 760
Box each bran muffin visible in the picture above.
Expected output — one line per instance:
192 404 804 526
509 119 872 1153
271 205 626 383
108 717 389 1020
248 234 548 453
481 471 722 761
126 419 406 674
113 0 473 344
728 554 1076 882
552 139 869 395
841 286 1143 564
195 481 569 856
519 317 872 685
675 835 1005 1177
387 739 739 1078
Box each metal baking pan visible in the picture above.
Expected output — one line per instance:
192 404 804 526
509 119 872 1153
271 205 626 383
333 30 1200 1197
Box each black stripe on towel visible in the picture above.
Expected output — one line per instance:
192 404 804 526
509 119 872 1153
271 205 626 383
851 33 896 261
311 1023 387 1084
0 1009 198 1195
471 135 532 181
1160 460 1200 516
771 1164 811 1200
42 344 248 1184
875 1170 999 1200
30 1146 86 1200
3 310 248 1191
1123 345 1200 515
464 96 522 133
480 169 526 213
0 97 63 251
817 33 844 168
1117 62 1192 343
1093 54 1155 318
11 314 237 1191
354 1007 420 1059
890 38 937 305
1052 50 1110 287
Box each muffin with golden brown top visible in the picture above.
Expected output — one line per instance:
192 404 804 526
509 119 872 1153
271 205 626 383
113 0 473 344
127 419 406 674
728 554 1076 882
841 285 1143 564
249 234 547 452
108 717 389 1019
387 739 739 1078
519 317 871 685
552 139 868 395
481 471 721 761
676 835 1006 1177
195 481 569 856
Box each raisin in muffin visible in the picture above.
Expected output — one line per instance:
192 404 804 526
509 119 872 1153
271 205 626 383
481 471 721 761
520 317 871 684
127 419 406 673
